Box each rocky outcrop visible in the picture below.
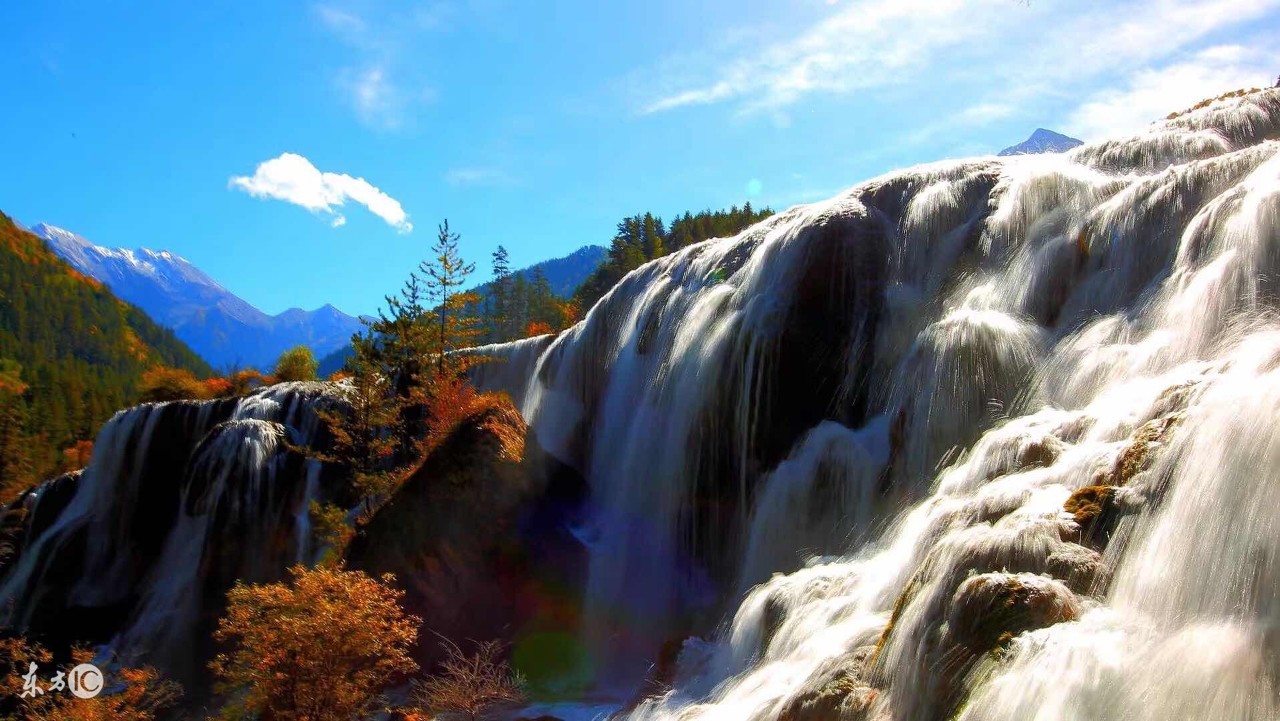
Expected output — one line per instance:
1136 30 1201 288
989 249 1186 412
346 396 589 674
778 646 883 721
1064 407 1186 551
0 383 346 686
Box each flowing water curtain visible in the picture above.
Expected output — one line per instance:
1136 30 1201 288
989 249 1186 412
0 382 341 682
472 90 1280 718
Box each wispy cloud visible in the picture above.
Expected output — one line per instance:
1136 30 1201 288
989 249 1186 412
315 4 366 39
229 152 413 233
313 3 447 129
444 167 516 187
637 0 1280 139
1066 44 1279 138
640 0 998 115
339 65 411 130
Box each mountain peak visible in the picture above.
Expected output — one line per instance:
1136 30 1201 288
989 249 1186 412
998 128 1083 156
28 221 362 369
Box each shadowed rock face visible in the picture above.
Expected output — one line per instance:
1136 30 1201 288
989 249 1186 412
347 397 590 674
0 383 345 686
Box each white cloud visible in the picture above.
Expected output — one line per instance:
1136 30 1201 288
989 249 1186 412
229 152 413 233
1066 45 1280 138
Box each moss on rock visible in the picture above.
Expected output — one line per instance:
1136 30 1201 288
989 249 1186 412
778 646 882 721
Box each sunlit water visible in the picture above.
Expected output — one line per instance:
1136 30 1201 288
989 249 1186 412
472 89 1280 719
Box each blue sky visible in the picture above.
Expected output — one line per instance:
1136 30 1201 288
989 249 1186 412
2 0 1277 317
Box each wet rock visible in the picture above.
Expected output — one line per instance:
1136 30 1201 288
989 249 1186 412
760 588 788 652
1110 412 1182 486
778 646 882 721
901 572 1082 721
0 496 30 579
1045 543 1104 594
945 572 1081 655
1063 485 1119 548
614 635 696 715
1014 435 1064 471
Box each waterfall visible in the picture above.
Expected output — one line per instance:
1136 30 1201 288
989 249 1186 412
471 89 1280 716
0 381 343 680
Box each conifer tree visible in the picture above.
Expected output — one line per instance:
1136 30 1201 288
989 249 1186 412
356 268 435 461
422 221 479 374
489 246 512 342
0 362 32 503
315 348 400 520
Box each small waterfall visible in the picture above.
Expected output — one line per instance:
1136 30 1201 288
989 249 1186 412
0 381 343 680
471 89 1280 715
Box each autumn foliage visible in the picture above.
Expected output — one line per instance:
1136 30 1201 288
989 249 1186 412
136 366 276 404
274 345 319 383
59 440 94 472
525 321 554 337
210 564 419 721
136 367 210 403
1 638 181 721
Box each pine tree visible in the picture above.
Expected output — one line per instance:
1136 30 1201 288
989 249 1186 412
422 220 479 374
489 246 512 343
528 267 555 332
357 268 435 460
316 348 399 520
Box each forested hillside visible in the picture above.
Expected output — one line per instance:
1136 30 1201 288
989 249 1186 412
0 212 211 492
571 203 773 312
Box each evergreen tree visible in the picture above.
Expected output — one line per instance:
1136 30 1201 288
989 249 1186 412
0 361 32 503
572 203 774 313
528 267 556 333
423 220 479 374
509 273 529 342
355 267 434 461
489 246 512 343
316 349 399 519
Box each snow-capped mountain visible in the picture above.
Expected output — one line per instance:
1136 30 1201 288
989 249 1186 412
997 128 1083 156
31 223 362 370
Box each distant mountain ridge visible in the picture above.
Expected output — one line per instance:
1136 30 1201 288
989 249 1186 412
316 244 608 376
481 244 607 298
31 223 363 370
998 128 1083 156
0 213 211 480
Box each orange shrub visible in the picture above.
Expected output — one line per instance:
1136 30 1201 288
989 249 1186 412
228 368 273 395
422 374 483 455
524 321 554 337
211 565 419 721
201 377 235 398
60 440 94 472
137 367 209 403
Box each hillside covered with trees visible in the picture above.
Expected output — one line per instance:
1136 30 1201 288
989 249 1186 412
569 203 773 314
0 212 211 492
478 203 773 345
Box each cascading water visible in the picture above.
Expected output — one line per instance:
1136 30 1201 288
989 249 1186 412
472 89 1280 717
0 381 342 681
